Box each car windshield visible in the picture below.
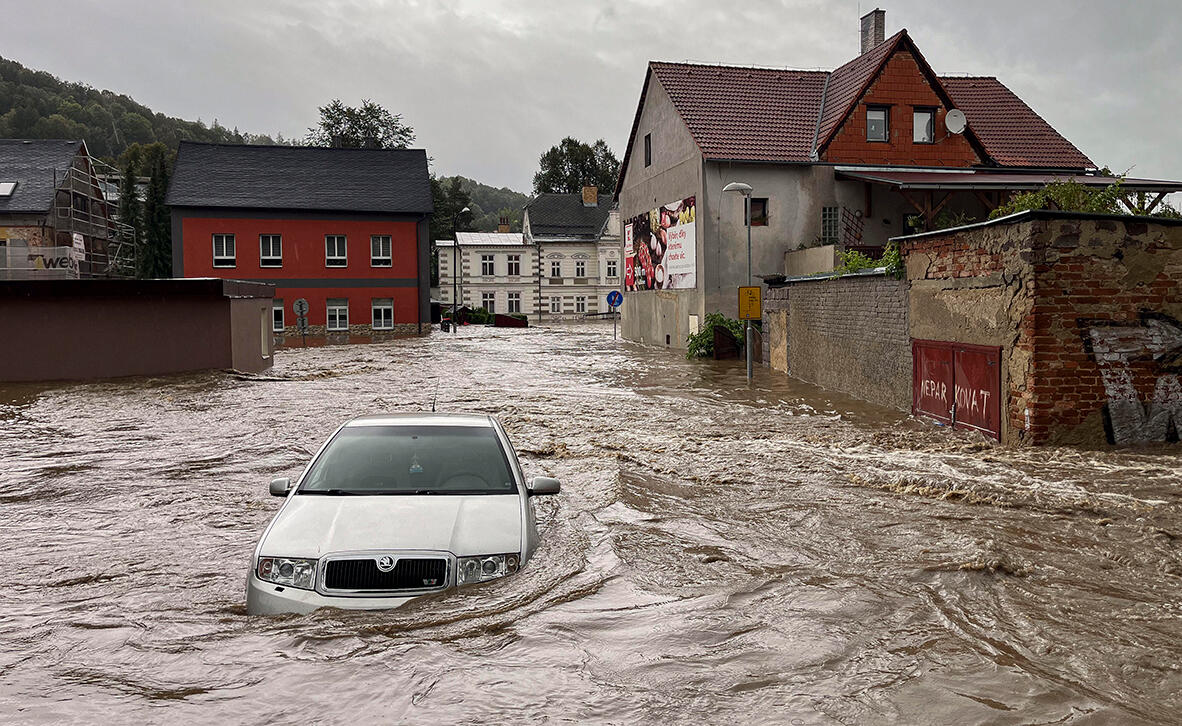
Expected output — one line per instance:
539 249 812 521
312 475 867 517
298 425 518 495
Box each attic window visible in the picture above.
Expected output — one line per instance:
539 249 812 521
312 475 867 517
0 182 16 197
867 106 889 142
644 133 652 167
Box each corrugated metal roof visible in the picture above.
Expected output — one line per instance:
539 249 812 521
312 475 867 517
437 232 525 247
0 139 83 214
167 141 433 214
836 170 1182 191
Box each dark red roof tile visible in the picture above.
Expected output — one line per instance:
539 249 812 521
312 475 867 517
650 62 827 163
940 77 1094 169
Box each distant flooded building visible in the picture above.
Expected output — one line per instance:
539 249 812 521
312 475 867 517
167 141 434 336
523 186 621 321
437 230 536 316
0 139 134 279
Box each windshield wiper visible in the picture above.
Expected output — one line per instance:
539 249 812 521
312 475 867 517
299 488 362 496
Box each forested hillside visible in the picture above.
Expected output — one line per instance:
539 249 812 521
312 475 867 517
444 176 531 232
0 56 281 163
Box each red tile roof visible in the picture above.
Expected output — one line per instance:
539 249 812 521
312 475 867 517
940 76 1094 169
815 30 906 151
631 34 1094 176
650 62 828 163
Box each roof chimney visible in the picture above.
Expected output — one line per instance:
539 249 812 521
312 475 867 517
498 216 510 234
860 9 885 54
582 186 599 207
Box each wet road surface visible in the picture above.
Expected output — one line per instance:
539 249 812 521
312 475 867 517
2 323 1180 724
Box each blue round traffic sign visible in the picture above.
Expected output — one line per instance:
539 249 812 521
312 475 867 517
607 290 623 307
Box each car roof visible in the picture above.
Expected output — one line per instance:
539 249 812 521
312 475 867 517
343 413 496 428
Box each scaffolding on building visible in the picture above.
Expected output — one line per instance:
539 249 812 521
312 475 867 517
51 157 138 278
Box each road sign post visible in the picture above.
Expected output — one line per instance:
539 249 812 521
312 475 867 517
738 286 761 381
294 298 310 348
607 290 623 340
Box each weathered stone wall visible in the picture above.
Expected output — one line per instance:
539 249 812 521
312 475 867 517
903 213 1182 445
764 273 911 410
903 220 1038 443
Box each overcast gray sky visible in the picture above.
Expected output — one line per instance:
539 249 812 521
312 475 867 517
5 0 1180 196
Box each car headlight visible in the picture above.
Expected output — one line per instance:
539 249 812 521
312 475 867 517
256 556 317 590
456 553 520 585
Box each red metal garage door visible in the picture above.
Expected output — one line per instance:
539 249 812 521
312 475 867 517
913 340 1001 440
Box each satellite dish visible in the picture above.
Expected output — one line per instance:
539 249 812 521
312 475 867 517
945 109 967 134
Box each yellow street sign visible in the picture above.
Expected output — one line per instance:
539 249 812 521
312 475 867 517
738 286 762 320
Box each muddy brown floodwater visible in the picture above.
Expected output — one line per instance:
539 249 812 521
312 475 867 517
2 323 1180 724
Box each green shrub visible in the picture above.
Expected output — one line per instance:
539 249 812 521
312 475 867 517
686 312 746 359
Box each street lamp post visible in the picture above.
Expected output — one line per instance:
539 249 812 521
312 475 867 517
722 181 754 381
451 206 469 334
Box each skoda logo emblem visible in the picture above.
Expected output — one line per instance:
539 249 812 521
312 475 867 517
376 556 395 572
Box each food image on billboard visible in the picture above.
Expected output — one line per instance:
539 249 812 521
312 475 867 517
624 196 695 291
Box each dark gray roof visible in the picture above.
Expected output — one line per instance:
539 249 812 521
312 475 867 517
0 139 83 214
525 192 615 238
167 141 433 215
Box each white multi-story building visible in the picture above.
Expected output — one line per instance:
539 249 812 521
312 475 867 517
437 231 537 315
523 187 621 321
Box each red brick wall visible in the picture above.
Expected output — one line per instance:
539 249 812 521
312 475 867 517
903 215 1182 445
1027 219 1181 444
823 51 981 167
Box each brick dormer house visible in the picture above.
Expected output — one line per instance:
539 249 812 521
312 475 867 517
615 9 1182 349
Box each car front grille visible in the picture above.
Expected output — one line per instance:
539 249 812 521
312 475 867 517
324 557 448 591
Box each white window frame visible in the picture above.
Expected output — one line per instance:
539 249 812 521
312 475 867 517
507 292 521 313
371 298 393 330
507 254 521 276
550 260 562 277
821 206 841 245
272 300 284 332
867 106 889 142
481 292 496 313
913 107 935 144
260 234 282 267
607 259 617 278
575 296 586 313
481 254 495 276
213 233 235 268
575 260 586 278
550 297 562 313
325 235 347 267
370 235 392 267
326 299 349 331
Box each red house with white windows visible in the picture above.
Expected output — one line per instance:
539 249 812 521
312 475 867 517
168 141 433 337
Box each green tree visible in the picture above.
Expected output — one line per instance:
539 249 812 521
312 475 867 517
116 149 141 248
306 99 414 148
532 137 620 195
429 176 473 286
138 153 171 278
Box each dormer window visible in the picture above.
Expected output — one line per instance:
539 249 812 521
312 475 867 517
866 106 889 142
913 108 935 143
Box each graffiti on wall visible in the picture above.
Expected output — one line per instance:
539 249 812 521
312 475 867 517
1081 312 1182 444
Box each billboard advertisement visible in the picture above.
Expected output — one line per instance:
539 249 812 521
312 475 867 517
624 196 695 291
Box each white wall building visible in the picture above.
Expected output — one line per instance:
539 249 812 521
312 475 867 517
437 232 537 315
523 187 621 321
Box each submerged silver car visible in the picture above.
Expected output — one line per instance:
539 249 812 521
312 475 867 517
246 414 560 615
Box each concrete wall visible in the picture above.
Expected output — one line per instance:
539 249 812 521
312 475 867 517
0 279 274 382
763 272 911 410
901 212 1182 446
619 72 703 348
784 245 838 276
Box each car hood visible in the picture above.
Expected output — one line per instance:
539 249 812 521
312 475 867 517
261 494 524 557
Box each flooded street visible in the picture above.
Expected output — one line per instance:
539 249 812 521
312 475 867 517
2 323 1180 724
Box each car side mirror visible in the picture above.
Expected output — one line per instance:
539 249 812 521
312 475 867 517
527 476 561 496
269 477 292 497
